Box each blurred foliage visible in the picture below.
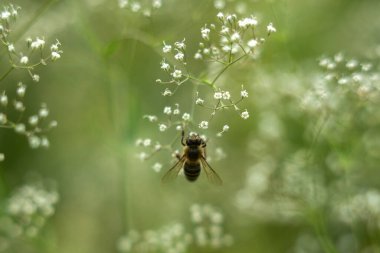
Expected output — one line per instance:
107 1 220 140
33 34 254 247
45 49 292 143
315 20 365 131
0 0 380 252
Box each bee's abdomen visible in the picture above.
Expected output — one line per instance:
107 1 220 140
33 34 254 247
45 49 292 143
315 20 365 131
184 163 200 182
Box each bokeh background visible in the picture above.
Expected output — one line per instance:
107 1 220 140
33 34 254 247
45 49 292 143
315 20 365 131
1 0 380 252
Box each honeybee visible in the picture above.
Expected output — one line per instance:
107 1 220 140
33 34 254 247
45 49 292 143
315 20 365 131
162 130 223 185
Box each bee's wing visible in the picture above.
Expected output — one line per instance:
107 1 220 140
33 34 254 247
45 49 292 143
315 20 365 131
200 156 223 185
161 156 186 183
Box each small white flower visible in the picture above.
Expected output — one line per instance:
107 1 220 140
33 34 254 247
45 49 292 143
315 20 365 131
163 106 172 115
171 70 182 79
0 94 8 106
41 137 50 148
15 123 26 133
346 59 358 69
203 48 210 55
20 56 29 64
173 109 180 115
214 92 222 99
174 51 185 61
14 101 25 111
39 107 49 118
195 98 204 105
143 115 158 122
174 39 186 50
217 12 224 19
201 27 211 40
32 74 40 82
194 52 203 60
152 0 162 9
267 23 277 33
160 60 170 71
241 110 249 119
238 17 258 28
31 37 46 50
8 44 15 52
162 42 172 53
182 113 190 121
118 0 128 8
220 26 229 35
222 91 231 100
152 163 162 172
131 2 141 12
247 39 258 48
176 125 182 131
241 89 248 98
0 153 4 162
51 51 61 61
222 45 231 52
199 121 209 129
230 32 241 42
49 121 58 128
159 124 167 132
222 125 229 132
29 115 39 126
1 11 11 20
143 139 151 147
138 152 147 161
28 135 41 149
162 88 173 96
17 84 26 97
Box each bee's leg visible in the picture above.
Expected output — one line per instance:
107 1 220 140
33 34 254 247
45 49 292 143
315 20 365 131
181 130 186 146
202 141 207 159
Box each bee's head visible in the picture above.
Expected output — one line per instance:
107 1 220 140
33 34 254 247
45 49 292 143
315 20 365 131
186 132 202 146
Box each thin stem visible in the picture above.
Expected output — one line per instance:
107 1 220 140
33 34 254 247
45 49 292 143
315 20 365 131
0 67 14 83
211 53 248 85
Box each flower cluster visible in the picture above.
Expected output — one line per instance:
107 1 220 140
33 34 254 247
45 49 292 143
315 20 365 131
0 83 58 150
0 183 59 245
194 12 275 63
0 3 61 160
301 53 379 112
117 204 232 253
118 0 162 17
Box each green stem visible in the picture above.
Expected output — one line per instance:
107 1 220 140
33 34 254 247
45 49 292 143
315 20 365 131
211 53 248 86
0 67 14 83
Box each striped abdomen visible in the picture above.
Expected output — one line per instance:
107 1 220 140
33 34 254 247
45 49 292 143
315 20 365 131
184 162 201 182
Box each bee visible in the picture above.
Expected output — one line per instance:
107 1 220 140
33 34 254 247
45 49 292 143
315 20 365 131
162 130 223 185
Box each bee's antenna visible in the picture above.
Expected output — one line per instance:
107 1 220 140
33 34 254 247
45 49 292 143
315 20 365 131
181 130 185 146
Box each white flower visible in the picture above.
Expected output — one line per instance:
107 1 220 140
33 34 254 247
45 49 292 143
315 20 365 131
172 70 182 79
14 101 25 111
222 91 231 100
31 37 46 50
173 108 180 115
29 135 41 149
203 48 210 55
41 137 50 148
163 106 172 115
51 51 61 60
222 125 229 132
152 0 162 9
222 45 231 52
1 11 11 20
247 39 258 48
17 84 26 97
159 124 167 132
29 115 39 126
32 74 40 82
230 32 241 42
174 51 185 61
162 42 172 53
39 106 49 117
194 52 202 60
176 125 182 131
131 2 141 12
152 163 162 172
201 27 211 40
217 12 224 19
220 26 229 35
118 0 128 8
15 123 26 133
20 56 29 64
196 98 204 105
143 139 151 147
238 17 258 28
199 121 209 129
0 153 4 162
346 59 358 69
241 89 248 98
160 60 170 71
267 23 277 33
182 113 190 121
8 44 15 52
0 94 8 106
143 115 158 122
174 39 186 50
162 88 172 96
214 92 222 99
241 110 249 119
